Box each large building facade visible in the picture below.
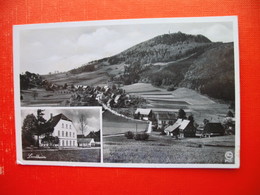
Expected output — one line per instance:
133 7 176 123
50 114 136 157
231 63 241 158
39 113 77 147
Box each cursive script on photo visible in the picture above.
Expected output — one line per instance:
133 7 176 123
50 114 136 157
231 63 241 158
27 153 47 159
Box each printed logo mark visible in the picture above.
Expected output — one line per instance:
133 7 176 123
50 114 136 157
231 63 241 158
225 151 234 163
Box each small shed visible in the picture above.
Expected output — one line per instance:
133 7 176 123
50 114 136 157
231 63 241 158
77 137 95 147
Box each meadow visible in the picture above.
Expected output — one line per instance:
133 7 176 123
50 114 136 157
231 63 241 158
103 110 148 136
21 89 71 106
122 83 230 124
103 134 235 164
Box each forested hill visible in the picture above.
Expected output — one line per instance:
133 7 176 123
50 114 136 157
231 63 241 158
90 31 212 66
68 32 235 102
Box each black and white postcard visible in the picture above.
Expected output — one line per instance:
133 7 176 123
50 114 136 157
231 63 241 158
14 16 240 168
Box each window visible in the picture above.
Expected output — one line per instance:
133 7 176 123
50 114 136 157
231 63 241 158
66 124 68 129
69 132 71 137
66 132 68 137
69 140 71 146
73 133 75 138
62 131 64 137
66 140 68 146
62 140 64 146
58 131 60 136
62 123 64 128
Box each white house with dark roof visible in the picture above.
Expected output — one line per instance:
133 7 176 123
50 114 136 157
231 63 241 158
39 113 77 147
135 108 152 120
154 111 176 128
164 119 196 138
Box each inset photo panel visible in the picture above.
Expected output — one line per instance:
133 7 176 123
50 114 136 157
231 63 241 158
16 107 102 166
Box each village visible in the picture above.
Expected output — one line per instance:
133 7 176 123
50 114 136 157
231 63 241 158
66 84 235 139
20 71 236 163
20 71 236 140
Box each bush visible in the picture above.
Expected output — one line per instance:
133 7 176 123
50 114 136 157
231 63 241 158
134 132 149 140
125 131 134 139
167 85 176 91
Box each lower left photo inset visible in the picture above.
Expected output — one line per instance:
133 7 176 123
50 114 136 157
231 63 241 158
16 107 102 166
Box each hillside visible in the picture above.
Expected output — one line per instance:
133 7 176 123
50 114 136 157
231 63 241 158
43 31 235 102
90 31 212 66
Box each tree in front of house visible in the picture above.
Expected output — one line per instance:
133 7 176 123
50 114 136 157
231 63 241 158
41 135 59 147
22 109 54 148
22 114 38 148
178 109 187 119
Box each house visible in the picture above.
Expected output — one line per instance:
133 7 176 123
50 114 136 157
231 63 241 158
164 119 196 138
164 119 182 136
204 123 225 136
154 111 176 128
179 119 196 138
134 108 152 120
114 95 122 104
39 113 77 147
77 136 95 147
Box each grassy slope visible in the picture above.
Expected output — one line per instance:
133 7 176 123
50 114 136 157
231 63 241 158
21 89 71 106
103 134 235 164
42 69 109 86
103 110 148 135
122 83 229 124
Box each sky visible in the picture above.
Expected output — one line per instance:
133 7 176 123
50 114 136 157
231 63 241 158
19 20 234 75
21 108 101 135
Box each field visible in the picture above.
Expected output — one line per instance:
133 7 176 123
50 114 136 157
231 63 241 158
103 110 148 136
122 83 230 123
42 69 109 86
23 148 101 162
21 89 71 106
103 134 235 164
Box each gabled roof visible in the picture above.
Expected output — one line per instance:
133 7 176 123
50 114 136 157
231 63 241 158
164 119 182 132
48 113 72 128
77 138 95 143
135 108 152 115
114 95 121 103
179 120 190 130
